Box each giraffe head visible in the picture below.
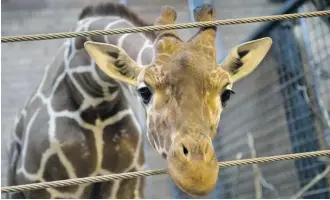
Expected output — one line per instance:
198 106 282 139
84 4 272 197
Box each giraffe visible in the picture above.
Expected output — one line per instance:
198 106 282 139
7 2 155 199
84 3 272 197
6 2 272 199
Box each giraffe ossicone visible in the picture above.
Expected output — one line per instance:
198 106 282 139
85 4 272 197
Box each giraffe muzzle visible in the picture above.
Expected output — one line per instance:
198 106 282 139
166 135 219 197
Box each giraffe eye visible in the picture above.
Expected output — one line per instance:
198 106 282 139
221 89 235 107
137 83 153 104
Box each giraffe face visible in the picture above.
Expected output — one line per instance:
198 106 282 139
138 46 231 153
84 4 272 197
137 49 228 197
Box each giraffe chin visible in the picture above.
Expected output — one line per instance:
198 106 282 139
167 151 219 197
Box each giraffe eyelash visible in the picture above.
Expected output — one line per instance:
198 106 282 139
221 85 235 107
136 83 153 104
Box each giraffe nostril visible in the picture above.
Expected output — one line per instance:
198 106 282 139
182 144 189 156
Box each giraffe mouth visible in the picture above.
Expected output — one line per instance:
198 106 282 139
167 161 219 197
166 140 219 197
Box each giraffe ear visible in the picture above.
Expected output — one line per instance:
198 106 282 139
221 37 272 83
84 41 142 86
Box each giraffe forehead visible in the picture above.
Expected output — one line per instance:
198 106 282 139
156 40 213 58
156 49 216 72
151 61 227 88
146 43 229 90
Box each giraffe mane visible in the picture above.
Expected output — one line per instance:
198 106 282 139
78 2 156 41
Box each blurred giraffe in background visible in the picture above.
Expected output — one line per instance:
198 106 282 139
7 3 153 198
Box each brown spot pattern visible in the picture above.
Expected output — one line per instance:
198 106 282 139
15 115 24 141
117 171 138 198
102 115 140 173
51 75 81 112
55 117 97 178
72 72 104 98
43 154 78 193
24 97 42 129
99 181 114 198
69 50 91 69
24 105 50 173
80 97 125 125
40 61 66 98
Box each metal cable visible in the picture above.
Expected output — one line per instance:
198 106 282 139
2 150 330 193
1 10 330 43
